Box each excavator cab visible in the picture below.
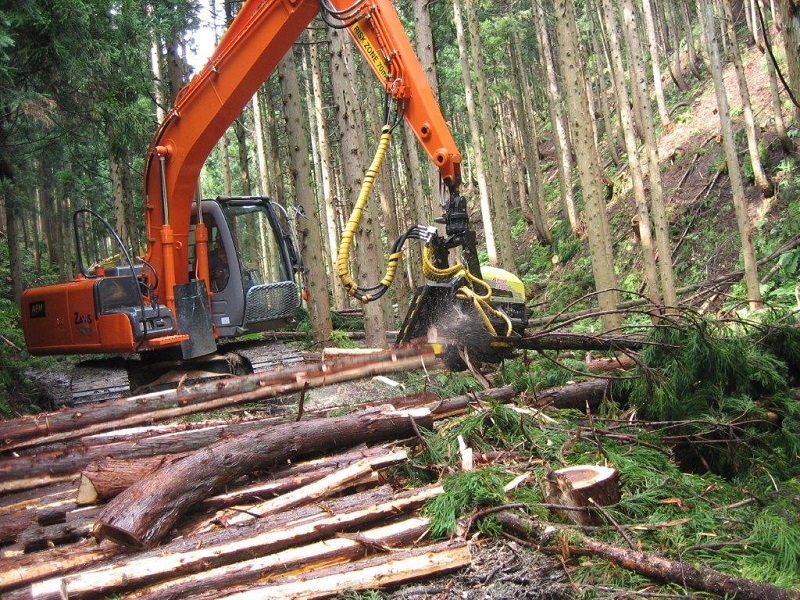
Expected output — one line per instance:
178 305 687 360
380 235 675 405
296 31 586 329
189 196 302 339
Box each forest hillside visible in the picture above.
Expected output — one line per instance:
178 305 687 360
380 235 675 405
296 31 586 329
1 2 800 598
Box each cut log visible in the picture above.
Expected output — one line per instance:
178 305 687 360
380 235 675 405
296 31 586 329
76 454 191 505
527 379 611 411
125 517 431 600
544 465 620 527
201 443 380 509
93 407 433 549
0 486 396 593
0 345 438 451
0 420 274 493
218 450 408 527
14 485 442 600
212 540 471 600
497 511 800 600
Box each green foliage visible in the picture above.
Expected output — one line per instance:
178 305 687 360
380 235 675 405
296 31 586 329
620 318 800 477
423 466 510 538
334 591 387 600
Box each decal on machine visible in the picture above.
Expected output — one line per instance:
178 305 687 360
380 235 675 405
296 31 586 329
74 312 95 337
28 301 46 319
350 23 390 81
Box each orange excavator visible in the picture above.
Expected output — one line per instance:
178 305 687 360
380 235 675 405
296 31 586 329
20 0 527 403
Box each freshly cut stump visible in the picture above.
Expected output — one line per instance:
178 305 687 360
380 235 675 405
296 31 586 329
545 465 620 527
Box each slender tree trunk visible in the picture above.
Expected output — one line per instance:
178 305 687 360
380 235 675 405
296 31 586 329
110 155 131 253
2 183 23 304
453 0 498 266
277 50 334 345
465 0 516 274
252 90 272 197
307 34 349 310
622 0 679 309
665 1 691 90
601 0 662 307
511 33 553 245
553 0 621 331
329 28 388 346
412 0 442 220
756 0 793 153
718 0 775 197
587 0 622 166
510 33 551 244
702 0 762 309
147 2 166 123
683 0 705 77
776 0 800 121
534 0 580 234
233 117 252 196
642 0 673 130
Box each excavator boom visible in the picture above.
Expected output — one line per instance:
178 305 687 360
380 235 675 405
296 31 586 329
144 0 462 322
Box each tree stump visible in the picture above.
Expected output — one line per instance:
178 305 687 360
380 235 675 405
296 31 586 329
545 465 620 527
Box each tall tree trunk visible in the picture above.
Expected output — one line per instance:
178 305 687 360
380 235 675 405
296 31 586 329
587 0 622 167
601 0 662 307
665 1 691 90
702 0 762 309
777 0 800 121
718 0 775 197
277 50 334 345
233 117 252 196
252 90 272 197
147 2 166 123
622 0 679 309
683 0 705 78
756 0 793 153
510 32 551 245
412 0 442 221
533 0 581 234
2 183 23 304
110 154 131 253
641 0 673 130
307 36 349 310
553 0 621 331
220 132 233 197
329 28 389 346
465 0 516 274
452 0 498 266
400 125 429 289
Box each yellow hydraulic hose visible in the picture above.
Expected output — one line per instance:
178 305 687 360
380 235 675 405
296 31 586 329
337 126 396 302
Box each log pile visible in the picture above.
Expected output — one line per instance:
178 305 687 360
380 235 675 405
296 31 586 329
0 347 476 599
0 343 625 598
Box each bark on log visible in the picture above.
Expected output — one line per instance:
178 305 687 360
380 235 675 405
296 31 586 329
200 443 383 509
13 485 442 600
93 407 433 549
526 379 611 411
1 419 282 493
218 450 408 527
78 443 387 507
125 517 431 600
0 486 396 593
76 454 191 505
544 465 621 527
497 511 800 600
212 540 470 600
0 345 438 451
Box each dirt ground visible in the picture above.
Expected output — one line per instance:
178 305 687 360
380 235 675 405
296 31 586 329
387 541 572 600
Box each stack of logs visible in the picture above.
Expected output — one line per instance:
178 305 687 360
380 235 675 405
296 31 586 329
0 346 613 599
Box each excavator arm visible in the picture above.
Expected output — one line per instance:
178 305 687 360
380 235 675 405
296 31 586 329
143 0 466 317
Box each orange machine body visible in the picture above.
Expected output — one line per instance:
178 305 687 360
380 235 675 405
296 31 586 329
22 0 464 357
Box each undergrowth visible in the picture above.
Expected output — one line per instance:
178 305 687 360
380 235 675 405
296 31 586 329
412 314 800 596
